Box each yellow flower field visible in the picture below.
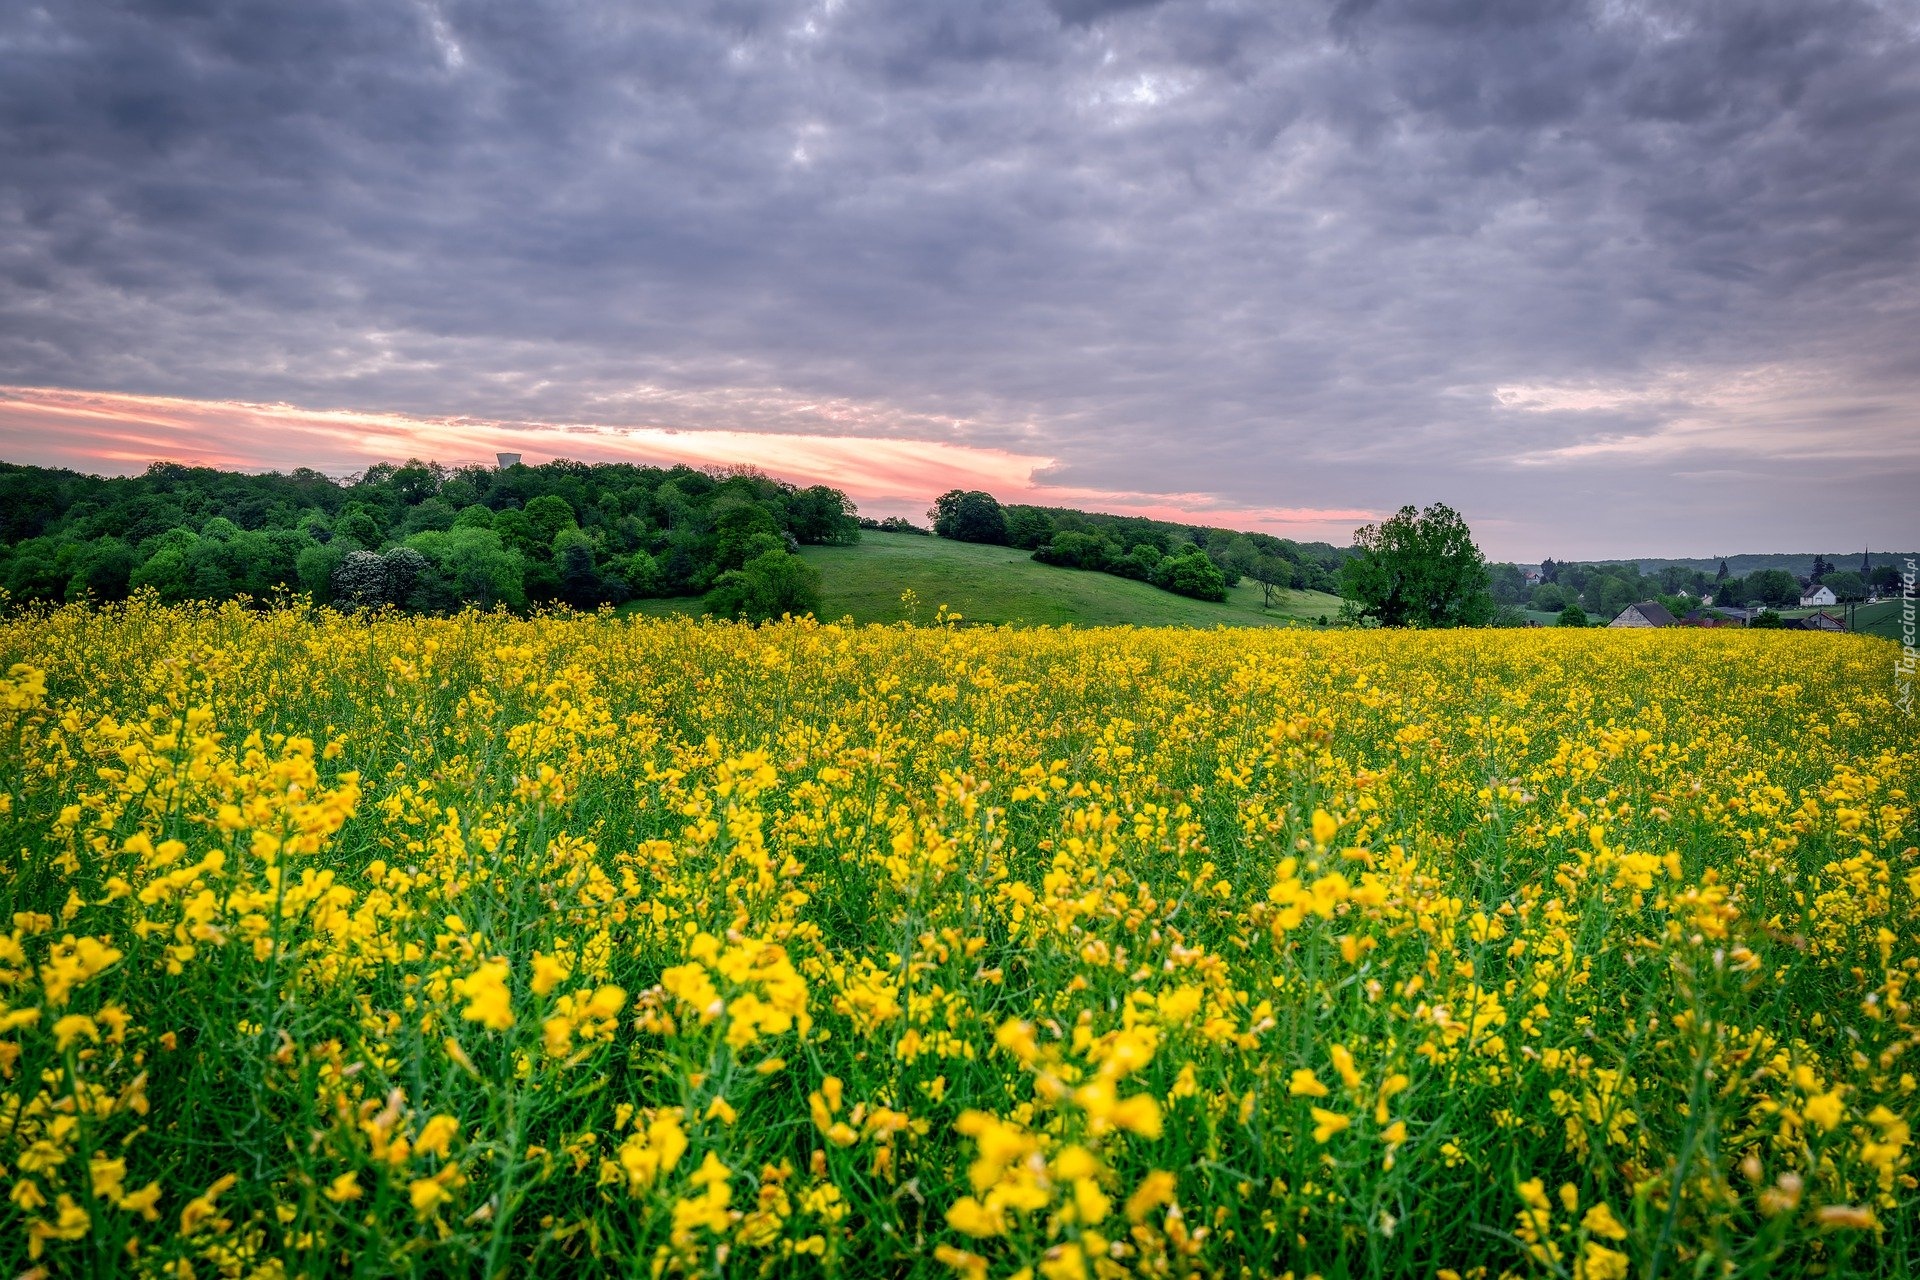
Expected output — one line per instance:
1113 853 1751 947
0 600 1914 1278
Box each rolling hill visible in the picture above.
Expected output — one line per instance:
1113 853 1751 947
624 531 1346 627
1841 598 1909 641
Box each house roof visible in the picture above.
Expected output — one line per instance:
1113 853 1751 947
1622 601 1677 627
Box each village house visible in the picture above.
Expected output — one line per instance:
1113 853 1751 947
1799 584 1837 607
1608 601 1678 628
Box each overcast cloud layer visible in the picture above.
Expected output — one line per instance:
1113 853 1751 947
2 0 1916 556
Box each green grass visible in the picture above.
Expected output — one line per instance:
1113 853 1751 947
1837 599 1907 640
623 532 1347 627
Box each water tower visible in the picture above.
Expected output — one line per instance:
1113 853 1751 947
496 452 522 468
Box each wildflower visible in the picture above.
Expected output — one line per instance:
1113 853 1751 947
1576 1242 1631 1280
934 1243 990 1279
51 1013 99 1052
670 1152 734 1236
443 1036 479 1075
1125 1170 1178 1223
454 960 514 1031
1582 1202 1629 1240
530 952 570 998
947 1196 1004 1239
179 1173 237 1236
26 1194 89 1259
1290 1068 1329 1098
1803 1089 1844 1132
610 1109 688 1193
415 1115 459 1159
409 1176 450 1217
1312 809 1339 847
1039 1240 1090 1280
1311 1107 1350 1142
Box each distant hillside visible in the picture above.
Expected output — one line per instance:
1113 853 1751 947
1513 552 1916 577
625 531 1346 628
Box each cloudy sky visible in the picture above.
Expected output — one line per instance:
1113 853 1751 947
2 0 1916 557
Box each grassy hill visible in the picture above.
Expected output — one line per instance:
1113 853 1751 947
625 531 1346 627
1831 599 1906 640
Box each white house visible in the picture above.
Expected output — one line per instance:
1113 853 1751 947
1799 584 1836 607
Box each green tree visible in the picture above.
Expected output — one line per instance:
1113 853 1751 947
1153 549 1229 602
712 499 782 571
1248 555 1295 609
607 550 662 599
787 486 860 545
1115 543 1164 583
704 549 824 623
522 495 578 549
1339 503 1493 627
297 540 351 603
1033 531 1112 571
928 490 1009 545
651 481 694 531
1587 574 1639 622
388 459 441 505
436 528 526 610
128 530 201 603
492 509 543 560
1489 563 1528 606
1004 507 1057 551
1557 604 1588 627
334 505 382 550
67 537 135 601
1746 569 1800 608
401 498 457 536
1818 570 1866 602
3 537 75 601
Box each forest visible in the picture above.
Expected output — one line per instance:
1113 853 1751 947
0 458 857 620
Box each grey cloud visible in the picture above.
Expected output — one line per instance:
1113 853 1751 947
1 0 1916 555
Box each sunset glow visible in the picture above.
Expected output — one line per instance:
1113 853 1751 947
0 386 1377 540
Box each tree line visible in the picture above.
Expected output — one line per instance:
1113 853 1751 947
1494 555 1901 623
925 489 1348 606
0 458 856 622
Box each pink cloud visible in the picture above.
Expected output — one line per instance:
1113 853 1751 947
0 385 1374 540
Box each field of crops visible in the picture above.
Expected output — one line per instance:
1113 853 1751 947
0 601 1913 1278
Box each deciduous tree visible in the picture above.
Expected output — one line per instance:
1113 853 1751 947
1340 503 1493 628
